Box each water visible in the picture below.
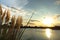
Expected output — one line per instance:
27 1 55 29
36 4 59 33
21 28 60 40
0 28 60 40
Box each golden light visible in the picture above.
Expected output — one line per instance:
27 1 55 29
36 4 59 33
45 28 51 38
42 17 54 27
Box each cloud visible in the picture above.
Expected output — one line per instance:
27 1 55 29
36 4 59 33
28 23 35 25
16 0 29 8
2 4 31 16
55 0 60 5
30 20 40 22
0 0 29 8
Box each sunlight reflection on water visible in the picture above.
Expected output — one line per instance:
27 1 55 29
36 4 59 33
45 28 52 38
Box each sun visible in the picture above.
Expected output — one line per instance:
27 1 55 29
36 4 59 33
42 17 54 27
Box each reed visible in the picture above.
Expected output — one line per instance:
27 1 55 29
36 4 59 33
5 9 10 24
10 15 16 28
0 4 2 16
1 10 6 24
15 16 22 29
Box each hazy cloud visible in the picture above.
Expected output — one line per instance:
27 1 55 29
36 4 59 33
55 0 60 5
30 20 40 22
0 0 29 8
2 4 30 16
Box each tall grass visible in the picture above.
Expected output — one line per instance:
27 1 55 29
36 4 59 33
5 9 10 24
10 15 16 28
0 4 23 40
0 4 2 16
15 16 22 29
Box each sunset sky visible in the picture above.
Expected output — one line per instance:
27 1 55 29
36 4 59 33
0 0 60 26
